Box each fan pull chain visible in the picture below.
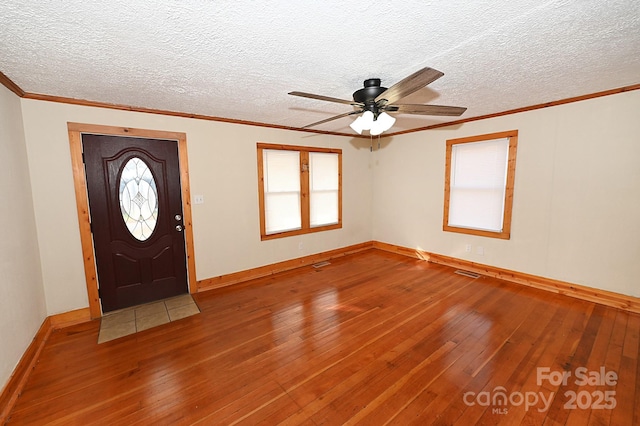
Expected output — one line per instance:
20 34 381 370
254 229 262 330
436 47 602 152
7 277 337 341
370 135 373 152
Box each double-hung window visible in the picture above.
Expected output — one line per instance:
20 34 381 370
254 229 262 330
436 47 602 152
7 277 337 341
443 130 518 239
257 143 342 240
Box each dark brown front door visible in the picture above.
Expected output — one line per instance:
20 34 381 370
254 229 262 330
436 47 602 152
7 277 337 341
83 134 188 312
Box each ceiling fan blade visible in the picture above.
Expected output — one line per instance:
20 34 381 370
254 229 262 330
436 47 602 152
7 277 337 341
301 110 362 128
375 67 444 105
289 91 363 106
386 103 467 116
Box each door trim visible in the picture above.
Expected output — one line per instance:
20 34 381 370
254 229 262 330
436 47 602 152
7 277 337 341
67 122 197 319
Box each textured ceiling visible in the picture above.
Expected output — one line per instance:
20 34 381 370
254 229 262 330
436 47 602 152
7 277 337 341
1 0 639 134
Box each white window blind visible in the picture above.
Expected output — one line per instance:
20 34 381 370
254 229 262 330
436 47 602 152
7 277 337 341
263 149 301 234
309 152 339 227
448 138 510 232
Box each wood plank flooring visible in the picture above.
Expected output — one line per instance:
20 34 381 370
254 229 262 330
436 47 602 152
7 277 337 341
6 249 640 425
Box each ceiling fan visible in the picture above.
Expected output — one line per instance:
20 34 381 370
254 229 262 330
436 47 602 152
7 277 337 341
289 67 467 135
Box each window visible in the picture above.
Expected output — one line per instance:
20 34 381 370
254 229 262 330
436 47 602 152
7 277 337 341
119 157 159 241
257 143 342 240
443 130 518 239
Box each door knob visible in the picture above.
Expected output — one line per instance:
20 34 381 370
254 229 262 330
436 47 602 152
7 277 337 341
175 214 182 221
175 225 183 232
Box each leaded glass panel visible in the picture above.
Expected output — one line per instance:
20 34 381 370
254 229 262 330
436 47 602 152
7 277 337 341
119 157 158 241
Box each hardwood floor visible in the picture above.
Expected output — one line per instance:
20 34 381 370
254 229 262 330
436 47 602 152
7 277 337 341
6 249 639 425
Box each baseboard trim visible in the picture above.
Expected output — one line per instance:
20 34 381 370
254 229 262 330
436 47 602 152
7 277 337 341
0 308 92 422
49 308 92 329
372 241 432 260
0 317 52 423
372 241 640 314
196 241 375 292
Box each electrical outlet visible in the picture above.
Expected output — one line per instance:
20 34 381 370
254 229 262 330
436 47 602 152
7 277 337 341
193 194 205 204
298 242 303 251
465 244 472 253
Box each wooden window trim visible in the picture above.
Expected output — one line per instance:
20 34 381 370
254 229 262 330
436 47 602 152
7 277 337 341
257 142 342 240
443 130 518 240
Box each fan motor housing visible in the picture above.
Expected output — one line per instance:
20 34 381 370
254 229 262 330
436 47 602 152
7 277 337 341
352 78 387 105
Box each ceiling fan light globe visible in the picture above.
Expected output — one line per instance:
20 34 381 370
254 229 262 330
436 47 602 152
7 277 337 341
361 110 375 130
369 112 396 135
349 116 365 134
377 112 396 131
370 125 384 136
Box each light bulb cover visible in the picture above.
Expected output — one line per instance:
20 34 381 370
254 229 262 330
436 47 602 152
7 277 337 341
360 110 375 130
349 116 365 134
350 110 376 134
370 112 396 135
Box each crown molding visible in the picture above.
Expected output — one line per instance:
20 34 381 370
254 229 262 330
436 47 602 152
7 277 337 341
0 71 25 97
3 71 638 138
385 83 640 136
22 92 361 138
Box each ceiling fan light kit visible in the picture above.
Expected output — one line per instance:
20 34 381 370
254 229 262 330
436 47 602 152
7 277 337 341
289 67 467 135
349 110 396 135
370 112 396 136
349 110 374 134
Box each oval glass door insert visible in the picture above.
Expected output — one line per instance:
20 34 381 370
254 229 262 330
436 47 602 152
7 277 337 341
119 157 159 241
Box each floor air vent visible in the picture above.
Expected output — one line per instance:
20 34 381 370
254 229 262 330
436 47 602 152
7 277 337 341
454 270 481 279
313 261 331 268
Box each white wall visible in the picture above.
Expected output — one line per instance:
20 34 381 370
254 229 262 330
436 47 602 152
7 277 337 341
372 90 640 297
19 100 374 315
0 86 46 389
12 88 640 322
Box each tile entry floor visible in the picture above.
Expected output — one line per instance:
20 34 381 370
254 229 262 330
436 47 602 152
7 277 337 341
98 294 200 343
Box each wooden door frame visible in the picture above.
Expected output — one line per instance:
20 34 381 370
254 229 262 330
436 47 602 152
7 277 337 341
68 123 197 319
